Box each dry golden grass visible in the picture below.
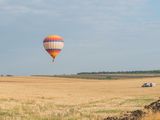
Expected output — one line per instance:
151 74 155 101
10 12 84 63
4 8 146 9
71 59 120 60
143 113 160 120
0 76 159 120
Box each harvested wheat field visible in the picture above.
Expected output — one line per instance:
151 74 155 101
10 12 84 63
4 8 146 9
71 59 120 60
0 76 159 120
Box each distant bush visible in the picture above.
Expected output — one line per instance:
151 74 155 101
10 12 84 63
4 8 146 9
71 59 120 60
6 75 13 77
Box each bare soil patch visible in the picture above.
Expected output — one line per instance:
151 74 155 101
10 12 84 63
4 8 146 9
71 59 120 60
104 98 160 120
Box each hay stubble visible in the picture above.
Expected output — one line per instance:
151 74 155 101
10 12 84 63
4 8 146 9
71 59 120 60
0 76 159 119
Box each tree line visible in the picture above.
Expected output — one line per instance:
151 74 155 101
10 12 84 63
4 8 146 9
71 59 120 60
77 70 160 75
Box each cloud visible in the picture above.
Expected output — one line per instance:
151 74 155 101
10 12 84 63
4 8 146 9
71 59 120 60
0 0 50 14
0 0 146 15
0 5 29 13
0 0 151 30
0 0 152 30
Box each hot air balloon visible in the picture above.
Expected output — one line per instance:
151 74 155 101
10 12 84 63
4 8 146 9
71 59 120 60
43 35 64 62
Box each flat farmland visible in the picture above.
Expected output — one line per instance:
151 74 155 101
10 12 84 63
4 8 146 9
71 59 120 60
0 76 159 120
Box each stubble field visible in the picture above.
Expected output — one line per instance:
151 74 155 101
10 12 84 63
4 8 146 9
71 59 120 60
0 76 159 120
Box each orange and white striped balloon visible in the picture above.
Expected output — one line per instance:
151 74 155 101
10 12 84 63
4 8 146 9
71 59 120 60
43 35 64 61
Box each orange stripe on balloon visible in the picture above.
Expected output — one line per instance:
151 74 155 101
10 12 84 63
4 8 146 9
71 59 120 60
46 49 61 58
44 35 63 41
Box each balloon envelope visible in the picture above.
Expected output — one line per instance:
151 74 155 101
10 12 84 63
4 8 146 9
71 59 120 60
43 35 64 61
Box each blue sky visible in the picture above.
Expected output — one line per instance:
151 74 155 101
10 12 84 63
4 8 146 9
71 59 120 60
0 0 160 75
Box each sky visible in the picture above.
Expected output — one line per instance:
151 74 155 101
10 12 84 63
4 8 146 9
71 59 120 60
0 0 160 75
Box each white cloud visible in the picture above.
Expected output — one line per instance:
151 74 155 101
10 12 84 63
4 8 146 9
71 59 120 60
0 0 48 14
0 0 147 15
0 0 150 27
0 5 29 13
